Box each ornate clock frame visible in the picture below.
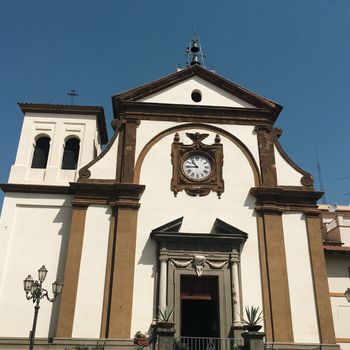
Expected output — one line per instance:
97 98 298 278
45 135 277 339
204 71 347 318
171 132 224 198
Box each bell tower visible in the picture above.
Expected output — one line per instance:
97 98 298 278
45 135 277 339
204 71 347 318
9 103 107 185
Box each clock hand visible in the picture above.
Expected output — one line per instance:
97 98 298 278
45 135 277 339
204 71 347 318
191 159 198 168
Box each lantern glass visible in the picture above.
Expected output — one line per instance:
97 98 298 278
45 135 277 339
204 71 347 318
345 288 350 303
31 281 39 294
23 275 34 292
52 279 64 295
38 265 48 282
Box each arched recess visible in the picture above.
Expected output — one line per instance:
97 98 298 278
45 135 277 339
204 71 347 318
61 137 80 170
31 135 51 169
134 123 261 186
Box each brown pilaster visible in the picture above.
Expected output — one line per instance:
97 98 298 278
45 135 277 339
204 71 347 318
262 211 294 342
251 187 326 344
108 199 140 338
305 214 336 344
254 125 277 187
116 119 139 183
56 203 88 337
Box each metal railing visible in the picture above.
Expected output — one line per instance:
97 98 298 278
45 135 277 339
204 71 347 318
176 337 244 350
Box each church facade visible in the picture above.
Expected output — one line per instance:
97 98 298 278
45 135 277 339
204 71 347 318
0 64 344 349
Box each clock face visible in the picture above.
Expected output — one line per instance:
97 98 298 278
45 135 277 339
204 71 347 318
182 154 212 181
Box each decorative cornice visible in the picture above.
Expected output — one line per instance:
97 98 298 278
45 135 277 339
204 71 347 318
1 182 145 207
0 183 72 195
69 182 145 206
151 231 247 245
18 102 108 144
250 186 323 213
114 101 275 126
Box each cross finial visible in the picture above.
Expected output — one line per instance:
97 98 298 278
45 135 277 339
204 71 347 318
67 89 79 105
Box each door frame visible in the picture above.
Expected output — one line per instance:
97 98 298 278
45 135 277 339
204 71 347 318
169 265 232 338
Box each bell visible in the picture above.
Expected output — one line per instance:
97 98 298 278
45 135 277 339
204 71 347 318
190 55 201 66
190 40 200 53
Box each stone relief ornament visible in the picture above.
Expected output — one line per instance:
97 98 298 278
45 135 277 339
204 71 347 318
170 256 228 277
193 255 206 277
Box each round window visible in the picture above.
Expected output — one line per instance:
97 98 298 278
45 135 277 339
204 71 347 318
191 90 202 103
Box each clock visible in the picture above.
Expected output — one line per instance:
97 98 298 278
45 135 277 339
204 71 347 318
182 154 213 181
171 132 224 198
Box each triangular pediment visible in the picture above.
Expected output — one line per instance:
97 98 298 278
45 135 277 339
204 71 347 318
210 218 248 237
152 217 184 233
150 217 248 254
113 65 281 116
151 217 248 240
138 75 256 108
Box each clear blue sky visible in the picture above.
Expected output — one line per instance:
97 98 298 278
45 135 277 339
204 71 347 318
0 0 349 204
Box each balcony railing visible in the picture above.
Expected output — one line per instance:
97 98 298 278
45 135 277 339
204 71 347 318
176 337 244 350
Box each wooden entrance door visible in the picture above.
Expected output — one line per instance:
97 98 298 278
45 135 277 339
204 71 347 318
180 275 220 338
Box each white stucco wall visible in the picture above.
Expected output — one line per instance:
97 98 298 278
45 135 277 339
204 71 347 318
135 122 260 176
274 146 303 186
130 127 262 336
331 296 350 347
328 256 350 350
9 112 101 185
139 76 256 108
88 134 119 179
282 212 319 343
0 193 72 337
72 205 111 338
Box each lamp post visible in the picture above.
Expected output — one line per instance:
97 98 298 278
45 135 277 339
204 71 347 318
23 266 63 350
345 288 350 303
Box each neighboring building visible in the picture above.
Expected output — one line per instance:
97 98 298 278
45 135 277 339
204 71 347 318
0 63 344 349
320 204 350 350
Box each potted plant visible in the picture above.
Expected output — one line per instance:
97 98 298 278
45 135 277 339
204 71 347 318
134 331 150 347
156 305 175 329
240 306 263 332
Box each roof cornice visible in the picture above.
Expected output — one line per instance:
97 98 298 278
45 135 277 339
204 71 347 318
112 65 282 123
18 103 108 144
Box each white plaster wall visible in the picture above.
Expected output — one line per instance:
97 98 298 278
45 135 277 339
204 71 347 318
274 146 303 186
282 212 319 343
88 134 119 179
321 210 350 246
72 205 111 338
326 255 350 293
0 193 72 337
338 344 350 350
330 297 350 340
139 76 256 108
130 128 262 336
9 112 101 185
340 226 350 246
135 122 260 174
337 215 350 245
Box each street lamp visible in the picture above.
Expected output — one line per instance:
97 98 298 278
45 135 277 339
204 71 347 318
23 266 63 350
345 288 350 303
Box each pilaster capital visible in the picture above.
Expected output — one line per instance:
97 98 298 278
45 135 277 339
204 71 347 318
122 117 141 126
112 199 141 209
230 253 240 263
71 200 89 210
254 124 272 133
159 255 169 263
255 204 283 215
